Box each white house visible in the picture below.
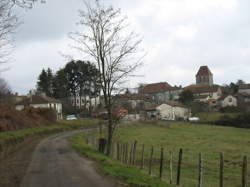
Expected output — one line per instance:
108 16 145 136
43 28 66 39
15 95 63 120
70 95 100 109
217 95 237 108
146 102 190 120
238 84 250 94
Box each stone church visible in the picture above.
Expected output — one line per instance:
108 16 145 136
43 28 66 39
196 66 213 86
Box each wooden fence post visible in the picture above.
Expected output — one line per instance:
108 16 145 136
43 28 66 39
220 153 224 187
125 143 128 164
122 143 126 163
129 142 133 165
140 144 145 170
176 148 183 185
132 140 137 165
242 156 248 187
149 146 154 175
117 142 120 161
159 147 164 179
198 153 203 187
169 151 173 184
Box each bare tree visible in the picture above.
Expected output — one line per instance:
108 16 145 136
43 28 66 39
69 0 144 154
0 77 11 102
0 0 45 67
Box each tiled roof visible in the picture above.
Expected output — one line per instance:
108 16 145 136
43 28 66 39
235 92 250 98
196 66 213 77
239 84 250 90
141 82 177 94
217 95 234 101
145 102 187 110
116 94 151 101
184 84 220 94
16 95 61 105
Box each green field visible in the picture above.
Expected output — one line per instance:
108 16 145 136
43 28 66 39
89 121 250 187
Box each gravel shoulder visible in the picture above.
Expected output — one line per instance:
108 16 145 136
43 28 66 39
0 137 42 187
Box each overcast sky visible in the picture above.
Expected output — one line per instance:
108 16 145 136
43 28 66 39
1 0 250 94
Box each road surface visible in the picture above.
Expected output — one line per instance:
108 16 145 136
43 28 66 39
20 130 119 187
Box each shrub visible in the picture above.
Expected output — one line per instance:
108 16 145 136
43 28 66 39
220 106 241 113
0 105 57 132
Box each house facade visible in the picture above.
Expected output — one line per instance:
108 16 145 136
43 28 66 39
140 82 182 103
70 95 100 109
146 102 190 120
15 95 63 120
184 84 222 102
217 95 237 108
238 84 250 94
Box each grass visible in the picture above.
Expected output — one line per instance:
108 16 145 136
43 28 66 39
195 112 240 122
87 121 250 187
69 132 174 187
0 119 102 145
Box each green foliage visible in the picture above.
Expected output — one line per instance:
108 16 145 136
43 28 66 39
69 132 172 187
219 106 241 113
179 90 194 105
37 68 54 97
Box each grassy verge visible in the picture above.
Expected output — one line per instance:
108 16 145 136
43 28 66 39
69 132 174 187
0 119 102 152
86 121 250 187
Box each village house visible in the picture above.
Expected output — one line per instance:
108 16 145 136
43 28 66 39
145 102 190 120
115 93 152 113
184 84 222 102
70 95 100 110
139 82 182 103
238 84 250 94
15 94 63 120
217 95 237 108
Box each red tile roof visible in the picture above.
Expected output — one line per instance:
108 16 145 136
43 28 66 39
184 84 220 94
239 84 250 90
116 94 151 101
196 66 213 77
141 82 176 94
145 102 187 110
16 95 61 105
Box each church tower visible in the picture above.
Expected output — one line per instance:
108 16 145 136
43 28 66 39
196 66 213 85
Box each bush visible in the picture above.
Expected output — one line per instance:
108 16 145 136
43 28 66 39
220 106 241 113
0 105 57 132
216 113 250 128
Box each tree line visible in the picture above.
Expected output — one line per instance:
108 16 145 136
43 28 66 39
36 60 101 108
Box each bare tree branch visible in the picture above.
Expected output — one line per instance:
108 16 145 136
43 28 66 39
70 0 145 155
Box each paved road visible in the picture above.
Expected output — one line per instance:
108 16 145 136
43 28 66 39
20 130 118 187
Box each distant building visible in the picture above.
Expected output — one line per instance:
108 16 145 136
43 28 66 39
184 84 222 102
196 66 213 86
217 95 237 108
139 82 182 103
145 102 190 120
15 94 63 120
238 84 250 94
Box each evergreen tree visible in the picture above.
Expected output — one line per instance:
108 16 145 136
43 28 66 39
36 68 54 96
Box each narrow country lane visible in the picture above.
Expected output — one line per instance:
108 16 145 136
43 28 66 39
20 130 118 187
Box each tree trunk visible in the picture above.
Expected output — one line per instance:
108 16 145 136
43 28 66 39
106 106 113 156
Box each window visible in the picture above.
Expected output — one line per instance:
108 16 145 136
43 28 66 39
228 98 232 102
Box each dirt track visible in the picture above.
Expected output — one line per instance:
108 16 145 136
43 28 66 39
20 130 120 187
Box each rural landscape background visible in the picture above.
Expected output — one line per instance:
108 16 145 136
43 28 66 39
1 0 250 187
